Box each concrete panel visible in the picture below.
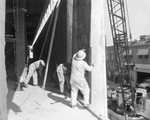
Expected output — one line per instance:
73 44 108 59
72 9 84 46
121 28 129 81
0 0 8 119
72 0 91 54
90 0 108 117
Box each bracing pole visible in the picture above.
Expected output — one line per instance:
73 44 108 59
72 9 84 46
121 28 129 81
42 0 60 89
39 10 55 59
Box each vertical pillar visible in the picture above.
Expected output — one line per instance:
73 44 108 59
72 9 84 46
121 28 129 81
0 0 8 119
72 0 78 53
134 70 137 87
66 0 73 63
90 0 108 117
16 0 26 81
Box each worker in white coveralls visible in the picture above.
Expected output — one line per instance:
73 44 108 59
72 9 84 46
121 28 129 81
70 49 94 108
22 60 45 87
56 63 71 96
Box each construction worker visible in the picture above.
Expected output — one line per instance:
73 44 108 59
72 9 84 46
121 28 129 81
22 60 45 87
70 49 94 108
56 63 71 95
64 63 71 91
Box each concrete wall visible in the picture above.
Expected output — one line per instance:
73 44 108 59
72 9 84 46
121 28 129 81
72 0 91 55
90 0 108 117
0 0 8 119
72 0 108 117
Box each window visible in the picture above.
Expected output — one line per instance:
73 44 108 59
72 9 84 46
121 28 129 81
111 54 114 60
123 50 132 56
123 50 132 59
124 55 132 59
138 55 143 59
138 55 149 59
145 55 149 59
129 55 132 59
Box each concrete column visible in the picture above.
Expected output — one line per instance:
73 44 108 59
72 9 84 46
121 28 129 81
90 0 108 117
16 0 26 81
0 0 8 119
66 0 73 63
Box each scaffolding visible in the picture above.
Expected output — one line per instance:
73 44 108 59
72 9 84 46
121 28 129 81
5 0 19 81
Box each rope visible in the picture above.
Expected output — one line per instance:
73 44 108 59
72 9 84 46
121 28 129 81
124 0 132 42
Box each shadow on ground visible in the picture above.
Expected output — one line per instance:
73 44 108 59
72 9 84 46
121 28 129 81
47 92 85 110
7 80 22 113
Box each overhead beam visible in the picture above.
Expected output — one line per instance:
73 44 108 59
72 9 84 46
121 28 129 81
6 8 27 13
31 0 60 48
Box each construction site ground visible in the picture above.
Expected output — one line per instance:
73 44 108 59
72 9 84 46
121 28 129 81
7 80 100 120
107 80 150 120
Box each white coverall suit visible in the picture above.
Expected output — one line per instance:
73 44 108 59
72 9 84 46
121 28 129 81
24 60 45 85
56 64 66 93
70 51 94 106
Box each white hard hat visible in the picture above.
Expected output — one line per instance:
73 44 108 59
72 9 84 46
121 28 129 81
75 50 86 60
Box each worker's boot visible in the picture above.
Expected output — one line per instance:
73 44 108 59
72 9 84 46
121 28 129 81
71 105 77 108
22 82 28 88
33 84 39 87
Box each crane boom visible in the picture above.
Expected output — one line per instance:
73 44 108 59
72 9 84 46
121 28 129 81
107 0 135 116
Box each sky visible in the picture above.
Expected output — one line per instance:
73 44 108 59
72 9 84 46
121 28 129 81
104 0 150 46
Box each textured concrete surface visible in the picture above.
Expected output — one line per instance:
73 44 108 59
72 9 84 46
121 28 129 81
7 80 99 120
90 0 107 116
0 0 8 119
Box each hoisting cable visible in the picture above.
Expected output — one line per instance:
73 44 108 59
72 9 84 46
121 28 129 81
42 0 61 89
124 0 132 42
39 10 55 59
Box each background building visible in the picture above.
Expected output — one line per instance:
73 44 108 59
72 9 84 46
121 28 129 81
106 46 117 80
106 35 150 86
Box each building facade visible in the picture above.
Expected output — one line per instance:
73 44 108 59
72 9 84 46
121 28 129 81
106 35 150 85
106 46 117 80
